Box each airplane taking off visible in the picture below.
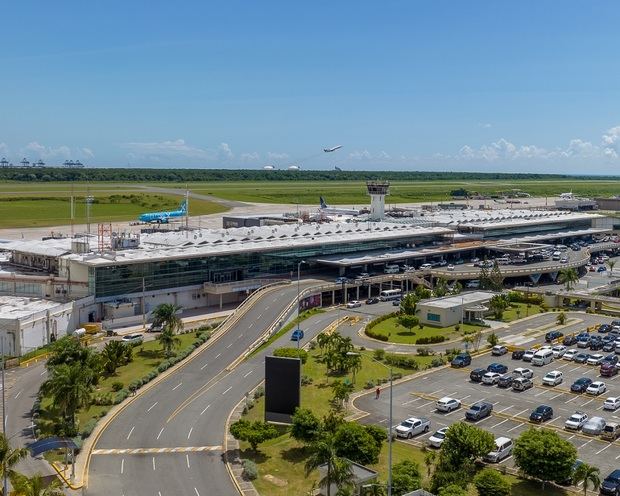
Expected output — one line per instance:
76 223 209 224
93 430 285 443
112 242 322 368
139 200 188 223
319 197 362 216
323 145 343 153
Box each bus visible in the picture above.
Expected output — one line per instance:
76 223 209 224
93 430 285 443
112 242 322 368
379 289 402 301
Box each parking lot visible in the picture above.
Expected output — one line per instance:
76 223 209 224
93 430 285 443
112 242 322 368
354 318 620 477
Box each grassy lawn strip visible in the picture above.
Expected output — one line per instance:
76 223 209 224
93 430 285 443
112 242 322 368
498 303 545 323
37 332 202 441
248 308 325 358
368 316 483 345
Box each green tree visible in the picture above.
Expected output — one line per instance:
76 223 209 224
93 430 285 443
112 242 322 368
391 459 422 496
489 294 509 320
0 433 27 495
556 311 566 325
42 362 94 429
423 449 437 478
513 428 577 488
399 293 420 316
608 260 616 277
479 260 491 290
489 261 504 291
558 268 579 291
397 314 419 334
333 422 382 465
151 303 184 334
451 282 463 295
100 340 133 375
229 420 279 452
438 484 468 496
434 277 449 297
331 380 355 409
486 332 498 347
317 333 331 355
573 462 601 496
157 327 181 357
305 436 353 496
291 408 322 443
414 285 432 300
473 468 511 496
9 473 64 496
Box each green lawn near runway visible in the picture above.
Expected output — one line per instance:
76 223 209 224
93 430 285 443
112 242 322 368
368 317 484 345
499 303 545 322
0 193 226 228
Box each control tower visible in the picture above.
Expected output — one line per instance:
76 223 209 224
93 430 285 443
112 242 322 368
366 181 390 221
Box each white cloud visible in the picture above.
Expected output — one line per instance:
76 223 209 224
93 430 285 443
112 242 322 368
348 149 372 160
81 147 95 158
478 123 492 129
218 142 233 160
23 141 72 160
0 142 9 156
602 126 620 159
122 139 213 160
377 150 391 160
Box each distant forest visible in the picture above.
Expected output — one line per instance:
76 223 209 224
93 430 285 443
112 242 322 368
0 167 618 182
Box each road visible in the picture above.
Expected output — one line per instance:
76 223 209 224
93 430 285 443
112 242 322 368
86 280 332 496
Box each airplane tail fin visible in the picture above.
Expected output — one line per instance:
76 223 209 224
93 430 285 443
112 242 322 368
180 200 188 213
320 196 327 208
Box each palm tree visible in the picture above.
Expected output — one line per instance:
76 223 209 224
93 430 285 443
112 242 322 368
305 437 353 496
0 433 27 495
573 462 601 496
9 473 64 496
157 327 181 357
42 363 93 428
609 260 616 277
151 303 184 334
100 340 132 375
423 449 437 478
558 268 579 291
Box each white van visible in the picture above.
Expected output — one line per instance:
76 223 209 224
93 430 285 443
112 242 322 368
484 437 513 463
384 264 400 274
419 263 433 270
532 349 554 366
466 280 480 289
496 257 511 265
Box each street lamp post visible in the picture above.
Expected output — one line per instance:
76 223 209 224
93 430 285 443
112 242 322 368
1 341 7 496
348 352 393 496
296 260 307 352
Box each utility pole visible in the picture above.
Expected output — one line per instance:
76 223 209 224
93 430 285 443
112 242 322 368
2 340 7 496
142 277 146 330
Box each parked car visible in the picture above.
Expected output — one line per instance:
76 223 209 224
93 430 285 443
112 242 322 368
436 397 461 413
601 362 618 377
147 322 163 333
605 397 620 411
395 417 431 439
571 377 593 393
121 333 144 345
556 460 584 486
542 370 563 386
563 335 577 346
551 345 567 358
587 353 605 365
601 469 620 495
483 437 513 463
465 401 493 421
590 339 604 351
530 405 553 423
605 354 619 365
451 353 471 368
335 277 349 284
598 266 608 272
487 363 508 374
291 329 304 341
522 349 536 362
511 349 525 360
469 368 486 382
577 335 592 348
346 300 362 308
599 324 613 333
513 367 534 379
428 427 448 448
491 344 508 356
365 297 380 305
574 353 590 364
482 372 501 385
545 330 564 342
604 342 616 353
586 381 607 395
563 349 579 361
512 377 534 392
603 423 620 441
497 374 514 388
565 411 589 430
582 416 606 435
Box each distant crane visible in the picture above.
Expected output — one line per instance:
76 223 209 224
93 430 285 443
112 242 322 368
0 158 8 168
34 159 45 167
20 158 30 167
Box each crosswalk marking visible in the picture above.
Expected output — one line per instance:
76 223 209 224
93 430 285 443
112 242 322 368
92 445 222 455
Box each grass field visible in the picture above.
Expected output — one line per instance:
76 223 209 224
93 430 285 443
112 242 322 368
0 192 226 228
369 317 483 345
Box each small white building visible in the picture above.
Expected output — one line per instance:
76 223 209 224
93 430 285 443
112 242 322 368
0 296 75 357
417 291 496 327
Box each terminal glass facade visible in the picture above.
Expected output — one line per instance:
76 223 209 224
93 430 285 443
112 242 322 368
91 234 441 298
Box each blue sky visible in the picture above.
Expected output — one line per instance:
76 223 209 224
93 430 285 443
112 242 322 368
1 0 620 173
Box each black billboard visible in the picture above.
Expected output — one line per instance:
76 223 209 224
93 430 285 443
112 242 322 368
264 355 301 424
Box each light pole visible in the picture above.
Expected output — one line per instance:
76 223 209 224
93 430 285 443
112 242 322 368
296 260 307 352
348 351 393 496
1 340 7 496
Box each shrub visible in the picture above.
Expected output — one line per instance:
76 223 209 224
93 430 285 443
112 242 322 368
431 357 445 367
242 459 258 480
80 419 98 439
364 380 375 389
273 347 308 364
114 389 129 404
254 386 265 399
373 349 386 361
128 380 141 392
366 312 400 330
365 327 389 341
415 335 446 344
301 375 313 386
384 353 419 370
111 381 124 392
417 347 431 356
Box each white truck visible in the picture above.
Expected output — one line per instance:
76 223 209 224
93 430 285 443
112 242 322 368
394 417 431 439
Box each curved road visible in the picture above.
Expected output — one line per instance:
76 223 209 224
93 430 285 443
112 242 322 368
86 280 326 496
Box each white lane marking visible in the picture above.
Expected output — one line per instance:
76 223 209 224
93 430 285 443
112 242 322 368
120 458 124 474
498 455 513 465
581 399 594 407
222 386 232 395
597 444 613 455
152 457 156 471
126 426 135 440
200 404 211 415
550 393 564 400
615 454 620 460
156 427 164 440
491 419 510 429
402 398 422 406
534 390 547 397
568 434 576 440
507 424 522 433
200 362 208 370
430 389 444 396
159 492 162 496
188 427 193 440
40 370 46 376
226 343 233 349
215 353 221 359
569 366 581 373
243 370 253 378
513 408 528 419
565 396 579 404
459 394 471 402
258 313 263 319
147 402 158 413
194 488 200 496
578 439 593 449
186 454 190 468
14 390 22 399
172 383 182 391
497 405 514 413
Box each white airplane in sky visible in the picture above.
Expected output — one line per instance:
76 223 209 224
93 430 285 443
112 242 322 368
323 145 343 153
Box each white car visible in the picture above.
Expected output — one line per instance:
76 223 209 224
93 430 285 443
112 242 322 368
542 370 563 386
436 397 461 412
346 300 362 308
523 349 536 362
586 381 607 395
513 367 534 379
551 345 567 358
565 412 589 430
446 264 455 271
121 333 144 345
587 354 605 366
482 372 501 385
428 427 448 448
563 349 579 361
603 397 620 411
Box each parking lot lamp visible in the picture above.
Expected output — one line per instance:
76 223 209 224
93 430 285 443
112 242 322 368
296 260 307 351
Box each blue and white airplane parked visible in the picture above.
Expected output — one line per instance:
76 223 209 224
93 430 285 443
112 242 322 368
139 200 188 223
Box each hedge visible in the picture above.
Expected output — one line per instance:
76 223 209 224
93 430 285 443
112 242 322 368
384 353 419 370
415 335 446 344
273 347 308 364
